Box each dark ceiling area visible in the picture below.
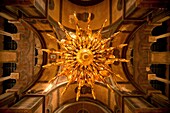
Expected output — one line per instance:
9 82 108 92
68 0 104 6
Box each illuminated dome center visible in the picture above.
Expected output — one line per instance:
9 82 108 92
42 12 129 101
76 48 93 65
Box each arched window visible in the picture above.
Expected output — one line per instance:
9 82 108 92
3 19 17 50
150 63 166 95
2 63 17 93
151 21 168 52
1 19 18 93
149 20 170 97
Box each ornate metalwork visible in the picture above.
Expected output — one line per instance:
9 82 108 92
42 12 129 101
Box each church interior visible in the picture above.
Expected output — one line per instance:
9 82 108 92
0 0 170 113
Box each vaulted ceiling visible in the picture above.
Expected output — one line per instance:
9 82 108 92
0 0 170 113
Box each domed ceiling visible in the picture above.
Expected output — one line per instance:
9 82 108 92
1 0 170 112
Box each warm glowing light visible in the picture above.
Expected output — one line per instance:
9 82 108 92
43 83 53 92
42 12 129 101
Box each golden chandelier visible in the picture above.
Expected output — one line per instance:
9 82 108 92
42 13 128 101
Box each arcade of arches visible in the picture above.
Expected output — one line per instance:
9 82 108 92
0 0 170 113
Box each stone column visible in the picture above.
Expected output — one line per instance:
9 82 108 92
148 74 170 84
0 73 19 82
151 52 170 64
149 33 170 42
0 30 20 41
0 51 17 63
